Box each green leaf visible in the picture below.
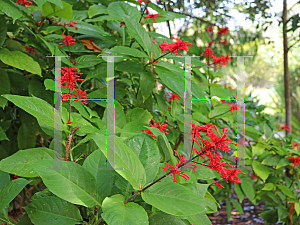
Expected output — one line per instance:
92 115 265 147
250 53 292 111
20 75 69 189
231 199 244 214
295 202 300 216
66 21 110 36
102 194 149 225
0 148 58 177
277 205 288 221
252 161 269 182
0 15 7 47
31 159 101 207
251 143 265 157
226 199 232 221
193 112 210 123
0 0 23 23
17 124 37 150
140 70 155 102
1 95 61 130
124 133 160 185
0 67 10 109
208 107 229 118
0 126 8 141
240 177 255 201
277 185 295 198
89 133 146 190
124 15 153 57
102 101 126 128
259 209 278 224
0 171 9 189
126 108 152 124
109 46 148 58
264 122 273 141
193 165 216 180
187 213 212 225
210 87 233 99
42 1 73 20
141 181 205 216
0 48 41 76
88 5 107 18
262 183 274 191
107 2 140 21
82 150 114 203
24 196 83 225
75 55 103 68
245 125 263 139
0 178 31 211
234 183 244 203
149 211 186 225
262 155 282 166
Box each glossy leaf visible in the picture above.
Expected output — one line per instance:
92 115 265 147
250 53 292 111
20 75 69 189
240 177 255 201
109 46 148 58
0 15 7 47
0 67 10 109
126 108 152 124
107 2 140 21
42 1 73 20
0 147 58 177
31 159 101 207
0 0 22 22
208 107 229 118
88 5 107 18
149 211 186 225
252 161 269 182
0 48 41 76
0 171 9 190
24 196 83 225
102 194 149 225
276 185 295 198
141 181 206 216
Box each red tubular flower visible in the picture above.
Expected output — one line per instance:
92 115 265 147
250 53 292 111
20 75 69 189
174 150 198 171
162 163 189 182
144 13 163 23
218 27 229 36
16 0 32 7
287 156 300 169
165 92 180 109
64 21 81 30
151 37 156 44
142 119 169 138
208 41 213 46
70 58 77 65
211 54 232 68
210 179 225 188
24 46 34 53
59 67 84 90
59 34 76 47
228 104 240 115
159 36 192 56
201 47 215 59
206 25 213 33
291 142 300 149
138 0 150 3
278 123 291 132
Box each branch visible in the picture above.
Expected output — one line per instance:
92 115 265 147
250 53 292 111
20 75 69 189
172 11 217 27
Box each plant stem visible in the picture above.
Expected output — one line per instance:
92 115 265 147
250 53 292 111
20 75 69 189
144 52 169 68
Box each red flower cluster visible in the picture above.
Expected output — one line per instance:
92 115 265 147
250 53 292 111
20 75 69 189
64 21 81 30
287 156 300 170
278 123 291 132
206 25 213 33
59 34 76 47
219 40 228 46
291 142 300 149
24 45 34 53
164 92 180 109
201 47 232 68
142 119 169 139
159 36 193 56
16 0 32 7
59 67 88 105
144 13 163 23
218 27 229 36
162 150 198 182
228 104 240 115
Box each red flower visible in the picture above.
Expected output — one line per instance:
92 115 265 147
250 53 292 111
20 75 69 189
219 40 227 46
228 104 240 115
287 156 300 169
151 37 156 44
288 202 295 211
142 119 169 138
174 150 198 171
16 0 32 7
70 58 77 65
159 36 192 56
211 54 232 68
144 13 163 23
140 22 145 25
138 0 150 3
206 25 213 33
64 21 81 30
210 179 225 188
120 22 127 28
14 175 19 178
208 41 213 46
165 92 180 109
59 34 76 47
201 47 214 59
278 123 291 132
291 142 300 149
24 45 34 53
218 27 228 36
162 162 189 182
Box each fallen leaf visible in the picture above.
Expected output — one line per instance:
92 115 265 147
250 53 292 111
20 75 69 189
80 40 102 53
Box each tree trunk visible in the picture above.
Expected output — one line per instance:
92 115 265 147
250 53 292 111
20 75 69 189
283 0 291 135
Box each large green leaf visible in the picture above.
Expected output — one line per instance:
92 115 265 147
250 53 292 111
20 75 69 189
186 213 212 225
277 184 295 198
115 60 144 74
124 15 153 57
124 133 160 185
42 1 73 20
17 124 37 150
252 161 269 182
0 171 9 189
0 126 8 141
89 133 147 190
24 196 83 225
193 165 216 180
126 108 152 124
0 147 57 177
141 181 205 216
0 0 23 23
88 5 107 18
208 107 230 118
1 95 61 130
0 15 7 47
102 194 149 225
107 2 140 21
82 150 114 203
240 177 255 201
75 55 103 68
31 159 101 207
140 70 155 102
0 67 10 109
149 211 186 225
0 48 41 76
0 178 31 211
66 21 110 36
